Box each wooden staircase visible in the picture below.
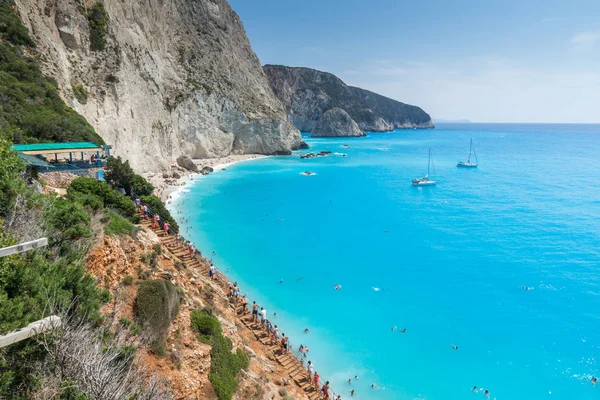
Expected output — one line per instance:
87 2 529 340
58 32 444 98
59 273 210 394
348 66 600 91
139 217 330 400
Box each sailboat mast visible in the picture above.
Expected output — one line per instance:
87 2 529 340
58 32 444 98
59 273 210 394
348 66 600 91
428 148 431 176
468 139 472 162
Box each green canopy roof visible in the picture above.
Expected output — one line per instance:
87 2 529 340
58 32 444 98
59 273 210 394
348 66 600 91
11 142 102 152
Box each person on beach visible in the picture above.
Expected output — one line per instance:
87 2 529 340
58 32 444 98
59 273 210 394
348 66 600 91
313 371 320 390
307 361 314 380
163 221 169 234
153 214 160 229
209 264 216 279
252 302 258 321
142 205 148 219
134 197 141 210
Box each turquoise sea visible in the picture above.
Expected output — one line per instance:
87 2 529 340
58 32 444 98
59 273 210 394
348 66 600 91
170 124 600 400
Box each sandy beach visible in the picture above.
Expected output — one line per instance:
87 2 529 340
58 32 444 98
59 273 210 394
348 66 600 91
144 154 266 202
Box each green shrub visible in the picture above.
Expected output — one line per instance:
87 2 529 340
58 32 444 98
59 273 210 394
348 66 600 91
0 136 26 217
71 81 88 104
190 308 248 400
104 156 153 196
190 310 220 336
68 177 135 218
123 275 133 286
140 195 178 233
87 2 108 51
278 388 288 397
209 333 249 400
134 280 179 351
103 211 138 237
44 198 93 253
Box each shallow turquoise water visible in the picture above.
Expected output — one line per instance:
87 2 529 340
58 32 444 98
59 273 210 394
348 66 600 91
170 124 600 400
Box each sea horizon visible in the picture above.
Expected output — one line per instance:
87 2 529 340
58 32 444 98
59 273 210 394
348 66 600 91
169 123 600 400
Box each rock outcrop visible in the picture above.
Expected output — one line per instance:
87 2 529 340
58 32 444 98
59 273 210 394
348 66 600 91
263 65 434 133
13 0 306 172
176 155 198 172
312 108 365 137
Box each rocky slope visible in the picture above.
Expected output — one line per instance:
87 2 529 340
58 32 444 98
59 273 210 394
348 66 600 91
312 107 365 137
12 0 305 172
263 64 434 133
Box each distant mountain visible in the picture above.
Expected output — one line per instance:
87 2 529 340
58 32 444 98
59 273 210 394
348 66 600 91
433 119 472 123
263 65 434 136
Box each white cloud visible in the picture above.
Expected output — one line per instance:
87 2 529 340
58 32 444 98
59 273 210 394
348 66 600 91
571 32 600 49
338 59 600 123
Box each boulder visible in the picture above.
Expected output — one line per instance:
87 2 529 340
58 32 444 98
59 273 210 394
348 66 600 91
176 155 198 172
311 108 365 138
200 166 214 175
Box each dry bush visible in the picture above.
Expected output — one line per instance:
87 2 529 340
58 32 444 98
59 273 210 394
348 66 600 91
36 314 174 400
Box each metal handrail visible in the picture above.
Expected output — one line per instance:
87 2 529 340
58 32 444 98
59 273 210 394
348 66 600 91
129 192 340 399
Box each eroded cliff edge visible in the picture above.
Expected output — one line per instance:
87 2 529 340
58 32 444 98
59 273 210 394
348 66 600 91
13 0 305 172
263 64 434 133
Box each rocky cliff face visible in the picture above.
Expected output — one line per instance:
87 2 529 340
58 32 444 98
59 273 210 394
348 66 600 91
263 65 434 133
312 108 365 137
13 0 305 172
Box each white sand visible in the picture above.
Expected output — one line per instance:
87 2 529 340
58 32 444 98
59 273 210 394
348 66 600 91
145 154 266 202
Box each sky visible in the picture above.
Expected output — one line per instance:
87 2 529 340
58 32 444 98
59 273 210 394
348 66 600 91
228 0 600 123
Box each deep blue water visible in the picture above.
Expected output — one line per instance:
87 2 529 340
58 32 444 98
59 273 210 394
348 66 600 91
170 124 600 400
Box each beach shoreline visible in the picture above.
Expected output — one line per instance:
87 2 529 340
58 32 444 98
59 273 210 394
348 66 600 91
144 154 267 202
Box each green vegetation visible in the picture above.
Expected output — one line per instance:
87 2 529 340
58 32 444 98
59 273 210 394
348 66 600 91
141 195 179 233
68 177 136 218
104 156 154 196
87 2 108 51
0 137 109 396
102 210 138 237
71 80 88 104
0 2 103 144
134 280 180 352
0 1 34 46
190 308 249 400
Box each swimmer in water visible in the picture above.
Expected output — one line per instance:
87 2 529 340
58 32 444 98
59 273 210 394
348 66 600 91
391 327 396 331
472 386 478 393
400 328 407 333
354 375 359 380
304 328 309 333
592 376 598 385
334 284 342 290
350 389 355 396
484 389 490 398
452 344 459 350
280 279 284 284
348 379 352 384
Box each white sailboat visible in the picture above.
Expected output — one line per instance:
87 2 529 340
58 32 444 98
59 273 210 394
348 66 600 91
457 139 478 168
412 148 436 186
